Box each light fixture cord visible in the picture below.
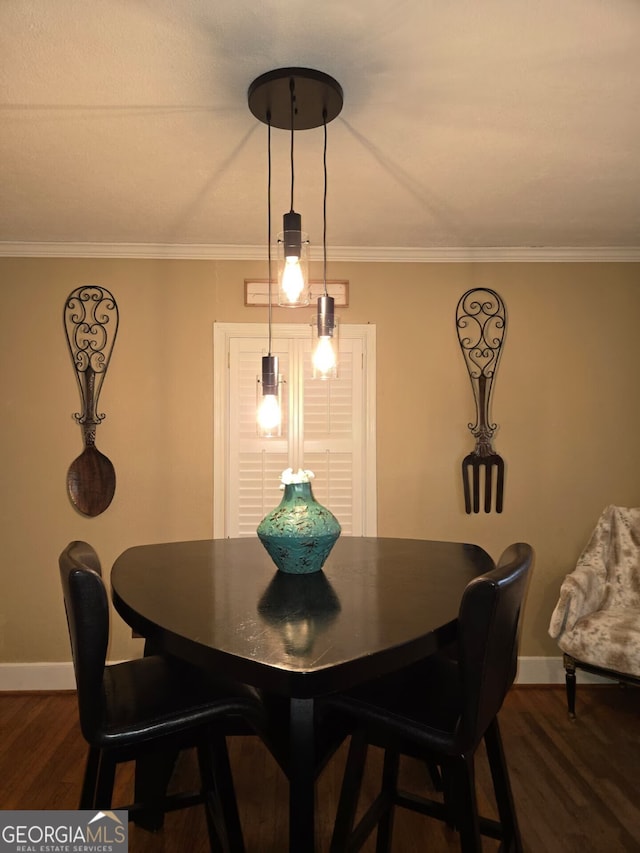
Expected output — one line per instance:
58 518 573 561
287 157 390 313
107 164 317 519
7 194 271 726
289 77 295 212
323 108 328 295
267 112 273 354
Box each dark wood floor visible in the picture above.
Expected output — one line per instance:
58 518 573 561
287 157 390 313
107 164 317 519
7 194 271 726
1 686 639 852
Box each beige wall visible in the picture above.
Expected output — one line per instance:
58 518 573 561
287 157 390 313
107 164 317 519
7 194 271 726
1 257 639 666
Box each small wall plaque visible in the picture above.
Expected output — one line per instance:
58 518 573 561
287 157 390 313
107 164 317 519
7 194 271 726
244 279 349 307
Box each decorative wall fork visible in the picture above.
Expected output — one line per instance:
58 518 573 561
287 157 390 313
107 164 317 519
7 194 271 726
456 288 507 514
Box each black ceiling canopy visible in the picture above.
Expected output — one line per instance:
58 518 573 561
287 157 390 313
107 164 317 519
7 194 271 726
248 67 343 130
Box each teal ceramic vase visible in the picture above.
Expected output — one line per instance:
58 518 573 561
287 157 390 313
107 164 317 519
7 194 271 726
257 482 341 574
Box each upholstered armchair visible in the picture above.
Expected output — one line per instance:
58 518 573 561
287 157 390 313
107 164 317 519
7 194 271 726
549 505 640 716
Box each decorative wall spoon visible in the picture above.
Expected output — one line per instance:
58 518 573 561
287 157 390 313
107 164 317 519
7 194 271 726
63 286 119 516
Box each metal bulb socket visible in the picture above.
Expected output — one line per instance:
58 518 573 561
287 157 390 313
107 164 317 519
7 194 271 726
316 295 335 336
261 354 279 395
283 210 302 257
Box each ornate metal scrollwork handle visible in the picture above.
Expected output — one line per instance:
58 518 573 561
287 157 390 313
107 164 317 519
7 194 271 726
63 285 119 426
455 287 506 449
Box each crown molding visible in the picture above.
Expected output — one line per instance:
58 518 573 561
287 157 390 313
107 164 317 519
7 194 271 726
1 241 639 263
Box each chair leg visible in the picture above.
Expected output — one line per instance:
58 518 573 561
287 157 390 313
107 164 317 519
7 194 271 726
330 731 369 853
132 749 179 831
484 718 522 853
450 755 481 853
375 750 400 853
79 746 101 809
425 757 457 830
198 733 245 853
424 759 443 791
440 762 457 829
197 742 227 853
564 655 577 719
93 753 117 810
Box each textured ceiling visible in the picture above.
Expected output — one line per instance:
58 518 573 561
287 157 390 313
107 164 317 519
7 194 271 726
2 0 640 257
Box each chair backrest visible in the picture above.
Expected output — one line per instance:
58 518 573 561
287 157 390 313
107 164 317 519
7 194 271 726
59 541 109 743
456 542 533 751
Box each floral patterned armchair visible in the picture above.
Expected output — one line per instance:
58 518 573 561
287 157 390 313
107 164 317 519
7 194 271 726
549 505 640 717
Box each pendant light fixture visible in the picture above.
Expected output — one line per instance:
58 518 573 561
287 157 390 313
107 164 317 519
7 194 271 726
279 77 309 307
248 68 343 312
256 117 283 437
311 112 339 380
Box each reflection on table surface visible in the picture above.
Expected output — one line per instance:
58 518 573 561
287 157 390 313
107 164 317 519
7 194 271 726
258 570 341 657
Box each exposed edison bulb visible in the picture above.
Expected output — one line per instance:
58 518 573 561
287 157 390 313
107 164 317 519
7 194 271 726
281 256 305 303
312 336 337 378
257 393 281 433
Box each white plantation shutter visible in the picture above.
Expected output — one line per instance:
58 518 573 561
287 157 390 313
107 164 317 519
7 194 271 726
213 323 376 539
228 337 290 535
301 337 360 535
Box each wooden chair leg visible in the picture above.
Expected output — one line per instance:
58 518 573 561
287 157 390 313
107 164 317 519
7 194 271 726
330 731 369 853
198 733 245 853
79 746 101 809
440 762 457 829
93 753 116 810
451 756 482 853
197 742 227 853
564 654 577 719
375 750 400 853
424 759 443 791
132 748 179 830
484 718 522 853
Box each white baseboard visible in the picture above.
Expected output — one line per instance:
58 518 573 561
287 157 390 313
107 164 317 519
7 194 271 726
515 656 615 685
515 656 563 684
0 662 76 691
0 657 617 692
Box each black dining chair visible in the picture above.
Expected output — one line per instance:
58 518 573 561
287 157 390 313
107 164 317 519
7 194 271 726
59 540 270 853
323 542 533 853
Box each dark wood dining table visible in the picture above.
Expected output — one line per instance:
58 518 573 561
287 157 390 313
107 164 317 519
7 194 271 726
110 535 494 852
